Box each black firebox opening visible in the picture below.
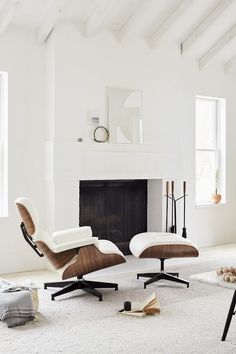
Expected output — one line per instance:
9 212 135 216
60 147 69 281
79 180 147 255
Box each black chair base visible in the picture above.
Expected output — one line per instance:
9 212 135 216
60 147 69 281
136 258 189 289
137 271 189 289
44 279 118 301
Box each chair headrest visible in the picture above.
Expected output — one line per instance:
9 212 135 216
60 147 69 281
15 197 39 236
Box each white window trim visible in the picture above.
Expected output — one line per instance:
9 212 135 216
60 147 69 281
195 95 226 206
0 72 8 217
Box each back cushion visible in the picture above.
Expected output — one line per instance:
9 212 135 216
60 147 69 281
16 203 35 236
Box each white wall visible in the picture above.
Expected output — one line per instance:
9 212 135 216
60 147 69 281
0 28 46 274
49 21 236 247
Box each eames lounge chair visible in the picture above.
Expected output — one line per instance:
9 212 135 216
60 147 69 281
15 197 126 301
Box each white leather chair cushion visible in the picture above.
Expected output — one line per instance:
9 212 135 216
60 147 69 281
130 232 197 258
52 226 92 244
98 239 125 258
53 238 99 253
15 197 40 231
34 230 99 253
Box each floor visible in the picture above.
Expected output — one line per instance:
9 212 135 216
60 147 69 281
1 242 236 284
1 243 236 353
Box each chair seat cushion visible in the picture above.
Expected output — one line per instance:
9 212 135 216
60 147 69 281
130 232 199 258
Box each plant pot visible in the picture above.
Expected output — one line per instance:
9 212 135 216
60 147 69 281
211 193 222 204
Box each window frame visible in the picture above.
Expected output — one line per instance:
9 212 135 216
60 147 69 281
195 95 225 206
0 72 8 217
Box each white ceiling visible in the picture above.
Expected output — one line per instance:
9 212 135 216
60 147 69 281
2 0 236 72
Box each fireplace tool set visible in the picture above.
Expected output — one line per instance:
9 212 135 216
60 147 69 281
165 181 188 238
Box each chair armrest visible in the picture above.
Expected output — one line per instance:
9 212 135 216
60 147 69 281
34 229 99 253
53 237 99 253
52 226 92 244
98 240 125 258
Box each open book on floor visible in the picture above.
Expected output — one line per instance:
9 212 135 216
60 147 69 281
119 292 160 317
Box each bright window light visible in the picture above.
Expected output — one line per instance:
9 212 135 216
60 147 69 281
0 72 8 216
195 96 226 205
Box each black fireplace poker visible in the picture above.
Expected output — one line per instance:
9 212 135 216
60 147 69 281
165 181 169 232
182 181 187 238
164 181 188 238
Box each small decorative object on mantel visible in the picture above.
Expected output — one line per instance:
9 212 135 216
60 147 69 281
216 267 236 283
93 126 109 143
211 169 221 204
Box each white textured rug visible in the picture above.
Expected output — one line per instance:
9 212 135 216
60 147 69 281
1 259 236 354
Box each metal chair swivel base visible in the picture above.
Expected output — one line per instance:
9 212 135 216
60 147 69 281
44 278 118 301
137 258 189 289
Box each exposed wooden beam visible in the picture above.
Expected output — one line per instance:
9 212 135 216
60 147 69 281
117 0 146 41
37 0 67 43
149 0 191 49
85 0 115 37
199 23 236 70
181 0 234 54
0 0 18 35
224 54 236 74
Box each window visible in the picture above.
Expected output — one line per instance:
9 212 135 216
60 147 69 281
0 72 8 216
195 96 226 205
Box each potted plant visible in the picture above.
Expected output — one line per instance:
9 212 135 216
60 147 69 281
211 169 221 204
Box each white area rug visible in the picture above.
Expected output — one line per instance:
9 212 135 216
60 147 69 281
1 259 236 354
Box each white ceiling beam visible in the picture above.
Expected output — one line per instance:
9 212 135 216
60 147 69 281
224 54 236 74
181 0 234 54
149 0 191 49
199 23 236 70
117 0 146 42
37 0 67 44
85 0 115 37
0 0 18 35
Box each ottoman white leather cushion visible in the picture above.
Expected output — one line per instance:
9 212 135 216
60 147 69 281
130 232 198 258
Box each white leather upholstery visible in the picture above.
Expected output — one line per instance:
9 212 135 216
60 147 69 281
34 230 99 253
52 226 92 244
15 197 40 231
53 238 99 253
98 239 125 258
130 232 197 258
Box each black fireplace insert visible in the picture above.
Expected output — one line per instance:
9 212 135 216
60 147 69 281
79 180 147 254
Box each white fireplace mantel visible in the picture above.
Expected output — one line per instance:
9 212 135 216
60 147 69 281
45 140 182 181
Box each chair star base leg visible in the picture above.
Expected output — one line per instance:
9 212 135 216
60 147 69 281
44 281 74 289
45 279 118 301
142 272 189 288
137 258 189 289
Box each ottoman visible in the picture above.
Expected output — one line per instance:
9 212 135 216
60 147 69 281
130 232 199 288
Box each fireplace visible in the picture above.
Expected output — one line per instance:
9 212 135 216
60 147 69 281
79 180 147 254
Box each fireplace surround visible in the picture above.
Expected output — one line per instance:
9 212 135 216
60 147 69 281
44 139 181 242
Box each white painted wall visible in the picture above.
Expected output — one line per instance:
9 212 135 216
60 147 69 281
1 20 236 274
0 28 46 274
49 21 236 248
